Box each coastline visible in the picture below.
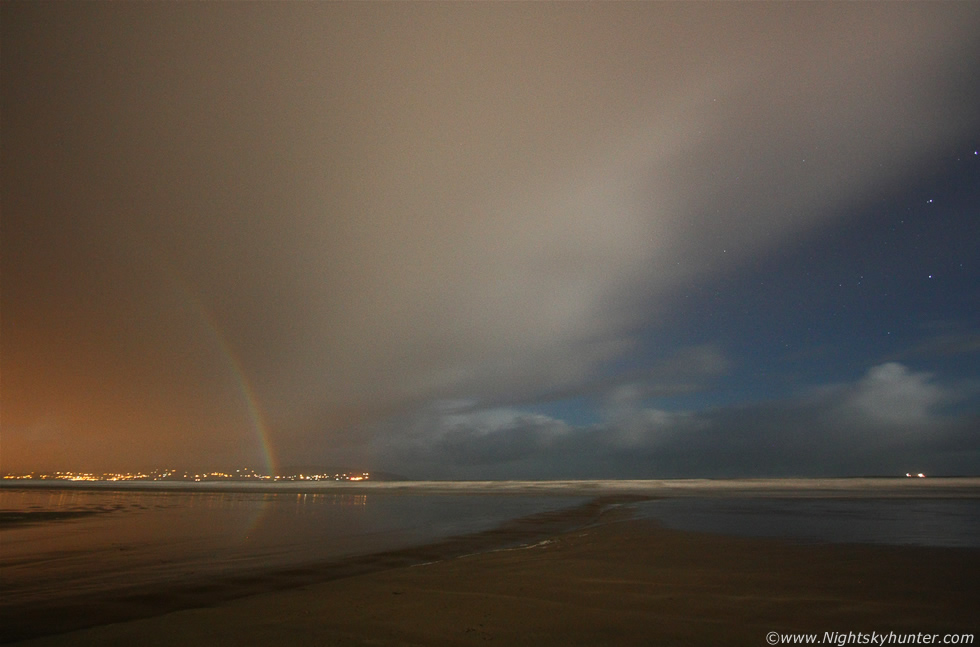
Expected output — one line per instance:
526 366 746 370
9 515 979 647
5 476 980 498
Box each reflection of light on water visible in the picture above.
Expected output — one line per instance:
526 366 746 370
287 493 369 506
246 492 369 537
1 488 175 517
1 490 586 611
293 493 367 506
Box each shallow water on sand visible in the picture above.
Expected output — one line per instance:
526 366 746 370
3 482 979 641
0 487 587 610
632 497 980 547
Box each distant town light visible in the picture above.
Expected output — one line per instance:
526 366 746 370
2 469 372 482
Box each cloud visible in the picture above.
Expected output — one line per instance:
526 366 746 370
3 3 980 471
842 362 946 426
362 406 573 479
437 409 570 467
604 345 730 407
370 363 978 478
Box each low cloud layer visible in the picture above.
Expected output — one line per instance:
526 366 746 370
372 363 979 479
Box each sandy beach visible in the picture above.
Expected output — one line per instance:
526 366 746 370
9 511 979 647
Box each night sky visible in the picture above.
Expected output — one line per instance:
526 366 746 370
3 2 979 478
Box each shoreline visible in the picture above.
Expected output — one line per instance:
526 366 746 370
4 476 980 498
8 513 979 647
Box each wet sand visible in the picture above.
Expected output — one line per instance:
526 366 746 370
9 514 979 647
